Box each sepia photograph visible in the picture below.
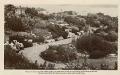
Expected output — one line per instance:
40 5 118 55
4 4 118 70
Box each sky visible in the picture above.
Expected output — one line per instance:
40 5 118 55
15 4 118 17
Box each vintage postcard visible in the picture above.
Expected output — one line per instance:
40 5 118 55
0 0 120 75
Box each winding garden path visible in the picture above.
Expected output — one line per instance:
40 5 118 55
20 38 73 68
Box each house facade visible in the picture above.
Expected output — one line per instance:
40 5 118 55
15 6 26 16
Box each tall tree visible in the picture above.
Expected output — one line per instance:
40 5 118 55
5 4 16 17
5 4 16 30
25 8 38 18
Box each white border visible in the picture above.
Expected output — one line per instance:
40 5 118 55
0 0 120 75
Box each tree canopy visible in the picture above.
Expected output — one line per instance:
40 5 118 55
75 34 115 58
25 8 38 18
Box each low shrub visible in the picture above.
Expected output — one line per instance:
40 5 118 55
48 25 68 39
39 61 55 70
22 41 33 48
71 26 79 35
33 35 45 43
89 50 108 59
9 34 33 48
75 34 115 59
104 31 118 42
9 35 25 43
40 45 77 63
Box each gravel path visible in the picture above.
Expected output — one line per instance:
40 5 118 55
20 38 73 68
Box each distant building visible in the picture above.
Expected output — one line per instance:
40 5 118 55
15 6 26 16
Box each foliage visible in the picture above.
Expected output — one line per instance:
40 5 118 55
86 17 101 27
4 45 56 69
4 45 39 69
9 34 33 48
38 13 49 20
97 13 118 30
25 7 38 18
64 62 117 70
33 35 45 43
64 16 86 27
9 35 24 43
23 42 33 48
32 28 50 37
71 26 79 34
75 34 115 58
61 31 68 39
4 4 28 31
104 31 118 42
48 25 68 39
21 16 49 31
4 4 16 17
40 45 77 62
39 61 55 70
5 16 28 31
34 19 49 29
21 17 36 30
63 11 77 15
